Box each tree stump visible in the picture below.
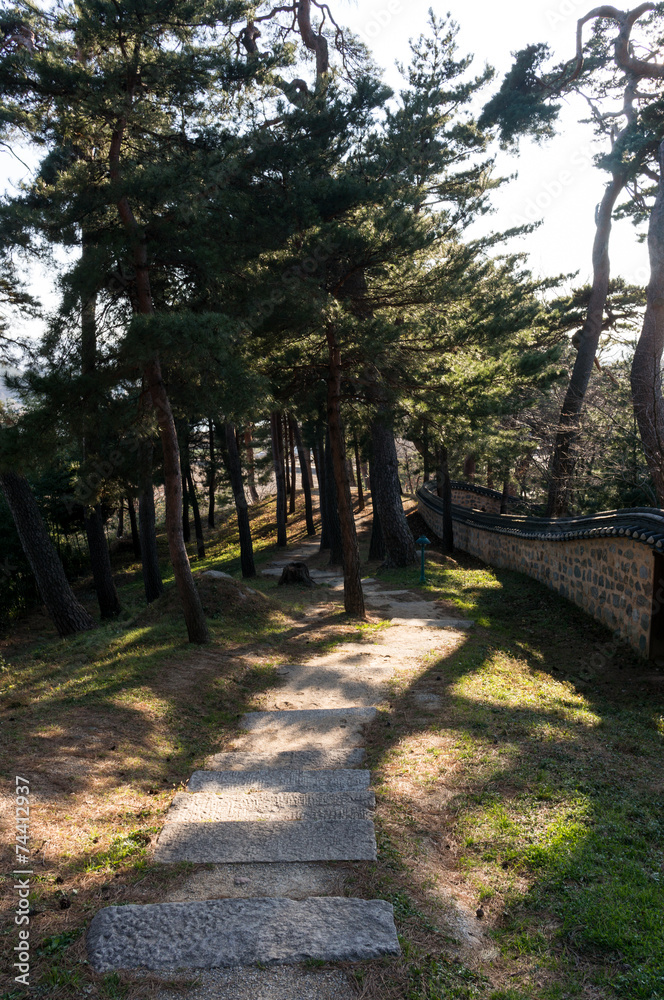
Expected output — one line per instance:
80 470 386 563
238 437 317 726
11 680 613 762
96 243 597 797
278 562 314 587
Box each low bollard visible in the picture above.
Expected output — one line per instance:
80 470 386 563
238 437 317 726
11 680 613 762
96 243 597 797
416 535 430 584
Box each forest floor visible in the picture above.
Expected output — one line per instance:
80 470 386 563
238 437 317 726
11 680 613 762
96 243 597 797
0 496 663 1000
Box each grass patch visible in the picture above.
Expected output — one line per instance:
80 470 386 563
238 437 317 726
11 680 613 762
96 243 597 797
354 524 664 1000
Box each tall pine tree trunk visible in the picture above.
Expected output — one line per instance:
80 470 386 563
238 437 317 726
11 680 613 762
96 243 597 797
244 427 259 503
186 467 206 559
111 124 208 642
270 412 288 547
631 140 664 503
547 170 627 516
126 494 141 558
435 443 454 554
316 436 330 551
500 477 510 515
137 438 163 603
326 328 364 615
207 420 216 528
80 260 121 620
0 472 95 636
84 507 121 618
288 416 297 514
292 417 315 536
283 415 292 520
325 431 343 567
368 465 386 562
222 422 256 577
354 437 365 511
117 499 124 537
370 415 415 567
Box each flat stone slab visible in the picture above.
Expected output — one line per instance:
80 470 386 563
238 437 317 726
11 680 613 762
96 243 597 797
187 768 370 794
154 819 377 863
164 862 347 902
390 617 474 629
87 896 399 972
242 707 377 731
150 965 356 1000
205 748 367 770
232 707 377 751
166 790 375 823
271 663 389 711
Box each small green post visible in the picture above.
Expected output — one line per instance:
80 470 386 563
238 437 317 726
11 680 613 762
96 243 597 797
416 535 430 584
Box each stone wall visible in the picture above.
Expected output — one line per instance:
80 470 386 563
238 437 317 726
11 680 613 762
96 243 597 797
450 489 502 514
417 485 664 659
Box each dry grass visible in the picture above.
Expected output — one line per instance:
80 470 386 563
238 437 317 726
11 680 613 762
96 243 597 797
2 499 662 1000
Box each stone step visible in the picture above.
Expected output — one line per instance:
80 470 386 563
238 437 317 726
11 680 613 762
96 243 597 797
154 819 377 863
241 707 377 731
164 862 347 902
187 768 370 794
150 965 357 1000
205 748 367 770
270 663 389 711
87 896 400 972
232 707 378 752
390 617 474 629
166 790 375 823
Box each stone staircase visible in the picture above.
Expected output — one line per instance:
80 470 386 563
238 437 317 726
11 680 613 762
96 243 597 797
86 542 474 991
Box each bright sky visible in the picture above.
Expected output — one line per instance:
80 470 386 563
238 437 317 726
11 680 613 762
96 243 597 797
341 0 650 287
0 0 651 343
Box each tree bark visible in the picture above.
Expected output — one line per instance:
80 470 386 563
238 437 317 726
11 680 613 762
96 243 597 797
500 477 510 515
325 429 344 568
283 414 292 519
270 412 288 547
137 438 163 603
368 467 386 561
326 327 364 616
244 427 259 503
547 171 627 516
463 454 476 482
0 472 95 636
354 437 365 511
126 494 141 558
223 422 256 577
316 436 330 551
370 416 415 566
435 444 454 554
288 416 297 514
117 499 124 538
186 467 206 559
303 447 314 488
110 119 208 642
207 420 216 528
292 417 316 536
84 506 121 618
80 252 121 620
631 139 664 504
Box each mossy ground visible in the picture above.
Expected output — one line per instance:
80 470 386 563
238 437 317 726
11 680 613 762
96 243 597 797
1 498 662 999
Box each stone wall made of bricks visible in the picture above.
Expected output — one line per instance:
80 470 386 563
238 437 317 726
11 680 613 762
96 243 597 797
419 499 656 657
450 489 502 514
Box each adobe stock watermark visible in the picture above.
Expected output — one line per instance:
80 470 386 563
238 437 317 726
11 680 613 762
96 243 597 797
356 0 403 41
511 145 595 227
544 0 590 28
244 234 340 331
14 775 31 987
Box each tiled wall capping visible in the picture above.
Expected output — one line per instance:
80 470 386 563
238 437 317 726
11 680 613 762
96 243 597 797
417 483 664 660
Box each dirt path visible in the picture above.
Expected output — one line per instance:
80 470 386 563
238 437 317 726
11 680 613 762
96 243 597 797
80 535 491 999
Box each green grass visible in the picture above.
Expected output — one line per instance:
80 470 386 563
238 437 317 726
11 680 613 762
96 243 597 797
359 540 664 1000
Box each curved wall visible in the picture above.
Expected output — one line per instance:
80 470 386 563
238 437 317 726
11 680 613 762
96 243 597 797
417 483 664 659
